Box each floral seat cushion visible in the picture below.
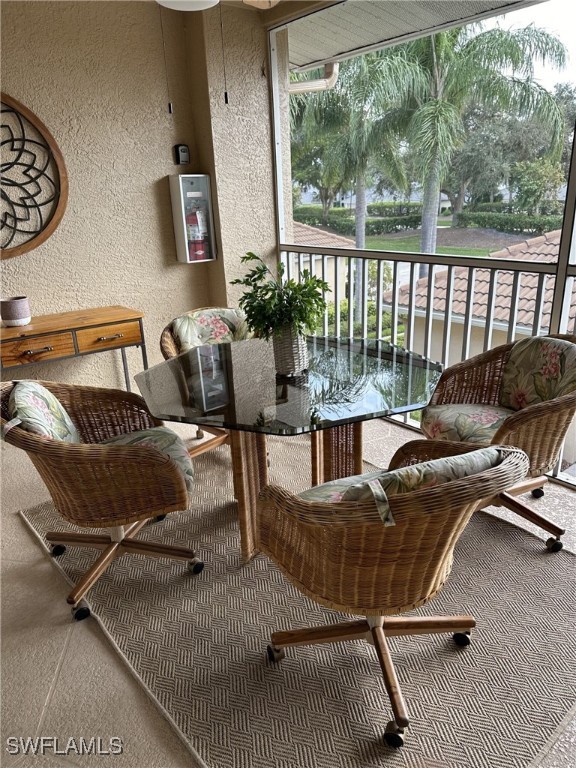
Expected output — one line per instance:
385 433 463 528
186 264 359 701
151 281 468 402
102 427 194 492
499 336 576 410
8 381 80 442
299 446 502 525
172 308 252 353
7 381 194 493
420 403 513 444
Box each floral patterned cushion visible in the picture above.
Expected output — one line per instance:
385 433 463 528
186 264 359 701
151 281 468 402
102 427 194 492
172 308 252 353
8 381 80 442
299 446 502 525
499 336 576 410
420 403 513 444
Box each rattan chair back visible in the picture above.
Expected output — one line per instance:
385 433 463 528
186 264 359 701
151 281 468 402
1 380 189 528
258 443 529 615
160 306 243 360
426 333 576 477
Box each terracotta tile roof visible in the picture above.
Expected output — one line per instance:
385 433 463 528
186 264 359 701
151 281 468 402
292 221 356 249
382 230 576 329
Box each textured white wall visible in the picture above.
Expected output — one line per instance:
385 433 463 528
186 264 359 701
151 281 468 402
1 1 277 388
200 2 278 302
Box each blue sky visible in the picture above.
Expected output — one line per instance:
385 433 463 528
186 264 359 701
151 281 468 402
491 0 575 90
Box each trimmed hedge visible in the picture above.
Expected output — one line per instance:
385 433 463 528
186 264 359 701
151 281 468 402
455 211 563 234
471 201 564 216
294 205 421 237
293 205 353 226
366 201 422 217
365 214 421 235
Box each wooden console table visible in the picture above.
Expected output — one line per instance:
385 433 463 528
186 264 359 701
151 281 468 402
0 306 148 391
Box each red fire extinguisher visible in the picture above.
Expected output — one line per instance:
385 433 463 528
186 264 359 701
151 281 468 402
186 206 208 261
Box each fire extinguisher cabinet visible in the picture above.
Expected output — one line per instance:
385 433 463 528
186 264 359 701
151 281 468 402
168 174 217 263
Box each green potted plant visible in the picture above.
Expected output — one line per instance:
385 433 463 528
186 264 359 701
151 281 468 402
231 252 330 375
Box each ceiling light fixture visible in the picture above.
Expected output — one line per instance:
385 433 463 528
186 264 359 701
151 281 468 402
156 0 281 10
156 0 219 11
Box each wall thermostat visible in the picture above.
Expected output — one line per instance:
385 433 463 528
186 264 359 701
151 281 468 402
174 144 190 165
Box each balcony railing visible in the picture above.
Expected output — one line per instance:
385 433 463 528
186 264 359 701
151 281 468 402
280 242 576 485
280 245 576 368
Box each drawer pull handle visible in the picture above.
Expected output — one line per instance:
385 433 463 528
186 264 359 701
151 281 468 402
96 333 125 342
22 346 54 356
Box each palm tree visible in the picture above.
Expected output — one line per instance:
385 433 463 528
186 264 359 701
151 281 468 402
291 55 410 322
390 24 566 262
293 55 412 248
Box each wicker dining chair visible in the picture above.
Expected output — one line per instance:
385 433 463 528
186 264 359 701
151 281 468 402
257 439 529 747
159 306 251 454
1 380 203 620
420 334 576 551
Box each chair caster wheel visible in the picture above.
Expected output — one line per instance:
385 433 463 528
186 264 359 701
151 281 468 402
546 537 563 552
51 544 66 557
384 721 405 748
266 645 285 663
71 605 91 621
188 558 204 575
453 631 471 647
531 487 545 499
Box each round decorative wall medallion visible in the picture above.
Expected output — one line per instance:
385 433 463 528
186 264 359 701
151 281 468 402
1 93 68 259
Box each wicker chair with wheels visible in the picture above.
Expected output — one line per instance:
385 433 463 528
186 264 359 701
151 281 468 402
1 380 203 620
257 440 529 747
420 334 576 552
159 306 251 455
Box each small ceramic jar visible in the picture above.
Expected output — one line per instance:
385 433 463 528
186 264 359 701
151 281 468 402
0 296 31 327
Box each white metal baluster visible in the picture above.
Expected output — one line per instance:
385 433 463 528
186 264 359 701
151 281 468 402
334 257 341 337
322 254 329 337
532 272 547 336
461 267 476 361
483 269 497 352
347 256 354 339
361 258 369 338
375 259 384 340
423 264 436 361
507 271 521 342
390 261 399 346
441 266 455 368
405 262 417 353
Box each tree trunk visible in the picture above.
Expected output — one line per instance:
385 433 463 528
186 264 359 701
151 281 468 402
354 176 367 326
419 160 441 277
450 179 468 225
319 190 334 225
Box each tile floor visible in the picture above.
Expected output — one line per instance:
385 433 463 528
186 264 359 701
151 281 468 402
1 419 575 767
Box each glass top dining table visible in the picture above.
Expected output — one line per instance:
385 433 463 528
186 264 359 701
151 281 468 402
135 336 442 560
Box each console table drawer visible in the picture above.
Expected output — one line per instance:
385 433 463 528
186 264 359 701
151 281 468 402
1 332 75 368
0 307 147 392
76 321 143 353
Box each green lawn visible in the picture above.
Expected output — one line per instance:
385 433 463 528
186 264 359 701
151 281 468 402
365 234 490 258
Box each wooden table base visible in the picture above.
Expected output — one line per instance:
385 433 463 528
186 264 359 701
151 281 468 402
231 423 363 561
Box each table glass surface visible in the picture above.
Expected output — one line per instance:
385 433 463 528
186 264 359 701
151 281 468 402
135 337 442 436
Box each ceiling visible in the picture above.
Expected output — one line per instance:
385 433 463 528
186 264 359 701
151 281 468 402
279 0 548 71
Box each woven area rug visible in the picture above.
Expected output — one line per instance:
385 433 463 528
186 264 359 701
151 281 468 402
20 434 576 768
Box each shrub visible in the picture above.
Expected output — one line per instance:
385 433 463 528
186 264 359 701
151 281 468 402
366 202 423 217
455 211 563 234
